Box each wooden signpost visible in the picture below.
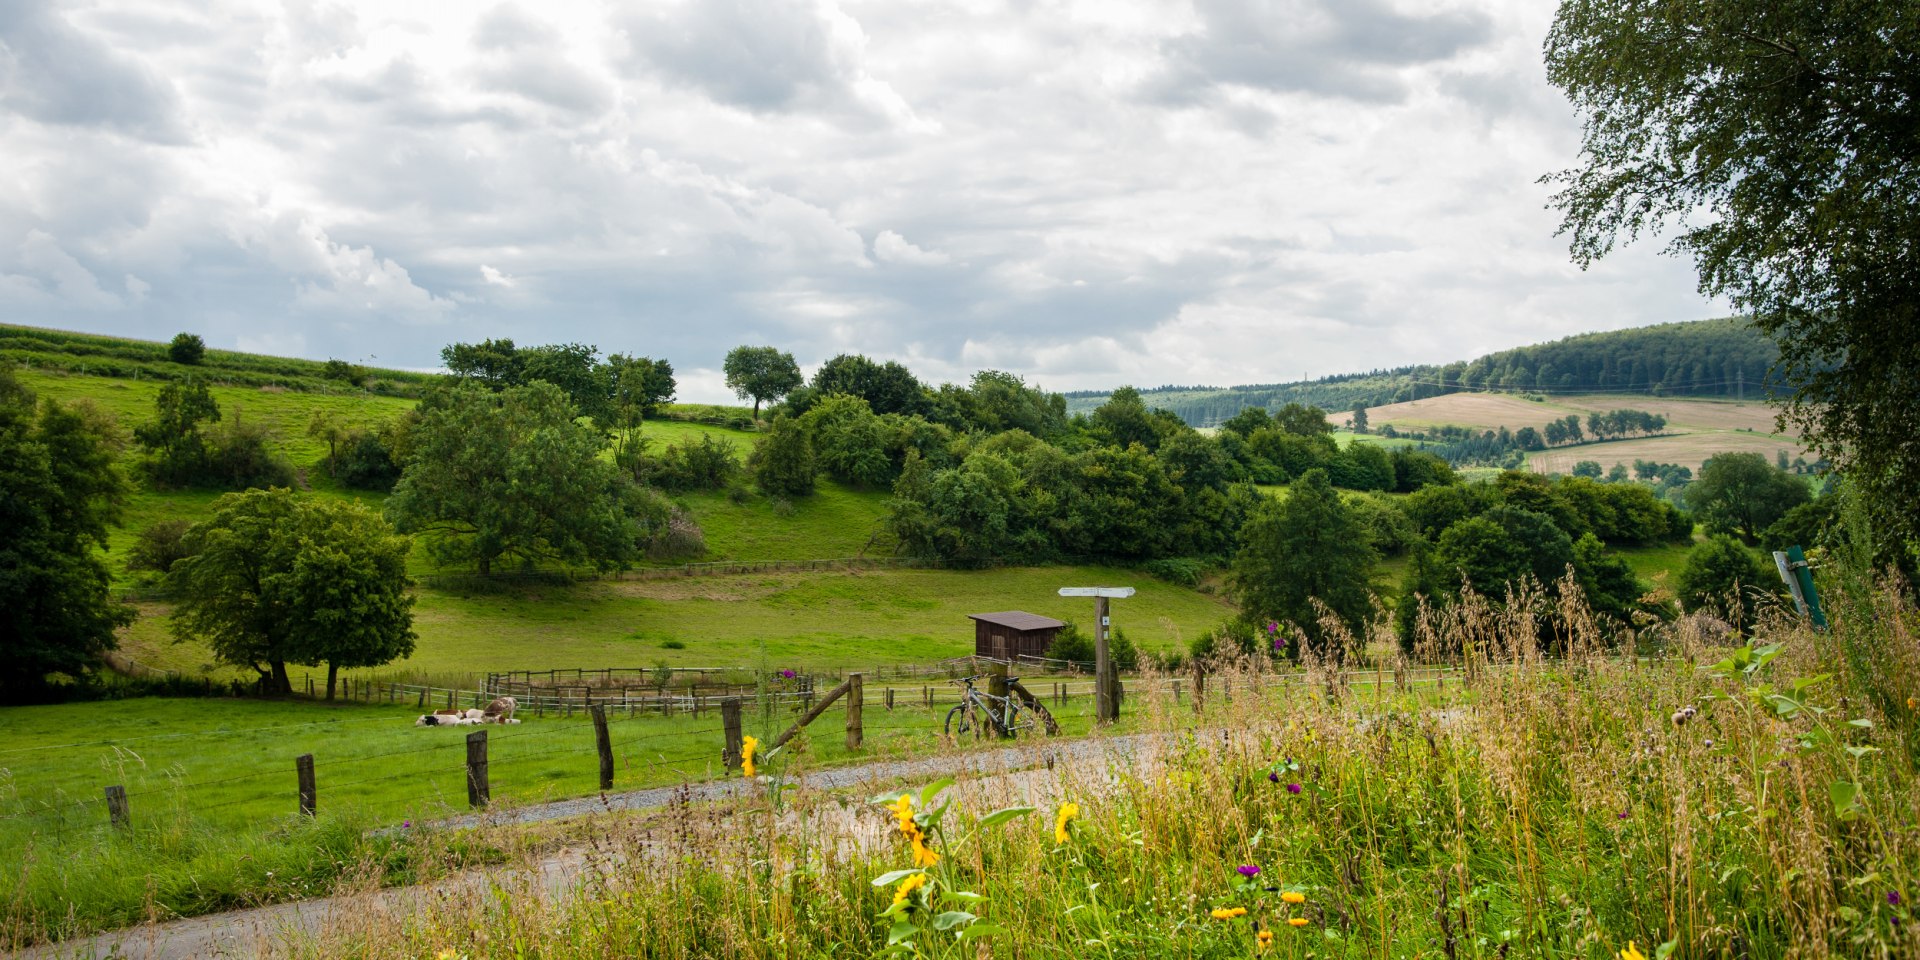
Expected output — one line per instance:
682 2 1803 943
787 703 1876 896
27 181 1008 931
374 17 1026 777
1058 586 1133 723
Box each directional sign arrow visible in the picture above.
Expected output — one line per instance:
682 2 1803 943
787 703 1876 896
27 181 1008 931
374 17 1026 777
1057 587 1135 598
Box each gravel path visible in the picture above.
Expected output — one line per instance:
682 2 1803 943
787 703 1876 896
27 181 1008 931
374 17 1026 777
15 734 1140 960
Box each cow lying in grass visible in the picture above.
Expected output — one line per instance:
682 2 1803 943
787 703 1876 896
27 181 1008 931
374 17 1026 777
414 701 522 726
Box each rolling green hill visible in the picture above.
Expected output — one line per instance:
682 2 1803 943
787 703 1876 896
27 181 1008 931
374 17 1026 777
1066 317 1781 425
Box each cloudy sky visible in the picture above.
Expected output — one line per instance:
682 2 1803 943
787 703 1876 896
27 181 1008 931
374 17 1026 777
0 0 1721 403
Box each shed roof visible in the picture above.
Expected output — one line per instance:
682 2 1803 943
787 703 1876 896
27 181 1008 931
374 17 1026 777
967 611 1067 631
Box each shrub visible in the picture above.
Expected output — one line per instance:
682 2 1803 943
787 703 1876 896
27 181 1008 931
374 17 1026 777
1141 557 1207 587
126 519 195 576
748 415 816 496
660 639 686 650
168 332 205 365
1044 621 1138 672
1676 534 1783 627
644 435 742 492
334 429 401 491
647 506 706 561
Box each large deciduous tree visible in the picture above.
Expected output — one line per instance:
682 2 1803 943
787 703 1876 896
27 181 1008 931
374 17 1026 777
1685 452 1810 544
1231 469 1378 662
723 345 803 418
170 489 415 697
1544 0 1920 563
385 381 653 575
0 367 131 702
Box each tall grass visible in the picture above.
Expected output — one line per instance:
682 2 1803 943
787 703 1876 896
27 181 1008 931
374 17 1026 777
212 578 1918 959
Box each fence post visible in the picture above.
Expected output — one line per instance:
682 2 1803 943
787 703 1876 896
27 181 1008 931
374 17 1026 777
295 753 316 817
591 705 614 792
722 698 744 771
105 785 129 829
885 687 894 710
846 673 864 750
466 730 490 808
1193 661 1206 715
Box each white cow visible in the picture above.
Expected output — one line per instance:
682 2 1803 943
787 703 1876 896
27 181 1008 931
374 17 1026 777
481 696 518 724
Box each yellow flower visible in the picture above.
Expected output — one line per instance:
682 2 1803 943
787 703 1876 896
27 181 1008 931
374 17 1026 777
911 831 941 867
1288 917 1310 927
1257 929 1274 951
889 794 915 830
1619 943 1647 960
892 872 927 908
1281 891 1305 904
1055 802 1080 845
1209 906 1248 920
1909 696 1917 710
740 735 758 778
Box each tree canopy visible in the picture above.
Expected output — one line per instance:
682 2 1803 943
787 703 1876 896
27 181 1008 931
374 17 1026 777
723 345 803 418
385 381 658 575
170 488 415 697
1544 0 1920 562
1231 469 1378 661
0 367 131 702
1685 452 1810 544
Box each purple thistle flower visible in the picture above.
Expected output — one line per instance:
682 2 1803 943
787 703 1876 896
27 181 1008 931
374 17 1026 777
402 820 412 828
1272 637 1284 652
779 669 796 679
1891 891 1903 906
1268 771 1281 784
1617 811 1630 820
1286 783 1302 795
1237 865 1260 878
1266 621 1277 634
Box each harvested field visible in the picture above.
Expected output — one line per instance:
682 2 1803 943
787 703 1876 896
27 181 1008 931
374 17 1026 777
1550 393 1794 433
1526 430 1812 476
1344 392 1563 431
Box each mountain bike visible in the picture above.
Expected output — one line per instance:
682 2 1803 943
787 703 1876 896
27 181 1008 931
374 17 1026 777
944 674 1060 738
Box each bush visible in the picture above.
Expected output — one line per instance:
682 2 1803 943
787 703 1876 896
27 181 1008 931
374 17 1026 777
126 519 194 576
660 639 686 650
1044 621 1138 672
1676 534 1783 627
748 415 816 496
335 429 401 491
168 332 205 365
203 415 296 489
647 506 707 561
644 435 742 492
1140 557 1208 587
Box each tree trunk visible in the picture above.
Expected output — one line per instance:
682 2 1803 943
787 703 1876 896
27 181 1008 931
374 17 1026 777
478 555 492 577
752 398 762 419
325 661 339 701
269 660 291 696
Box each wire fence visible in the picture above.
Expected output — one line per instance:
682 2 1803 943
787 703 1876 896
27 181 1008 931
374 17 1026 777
3 655 1581 837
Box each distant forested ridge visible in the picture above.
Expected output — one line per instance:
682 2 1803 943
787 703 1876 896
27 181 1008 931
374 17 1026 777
1066 318 1780 425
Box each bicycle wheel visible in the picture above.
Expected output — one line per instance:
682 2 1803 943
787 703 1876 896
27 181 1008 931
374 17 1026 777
1027 700 1060 736
945 702 979 738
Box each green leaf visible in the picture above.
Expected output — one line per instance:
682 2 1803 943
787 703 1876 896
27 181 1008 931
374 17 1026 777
1792 673 1831 693
872 869 925 887
1655 941 1677 960
887 919 920 945
1845 745 1881 758
920 778 955 808
942 890 987 903
932 911 977 931
1847 717 1874 728
1829 780 1865 821
957 923 1005 941
975 806 1034 828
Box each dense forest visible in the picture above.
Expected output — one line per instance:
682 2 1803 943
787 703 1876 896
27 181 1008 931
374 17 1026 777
1065 317 1781 425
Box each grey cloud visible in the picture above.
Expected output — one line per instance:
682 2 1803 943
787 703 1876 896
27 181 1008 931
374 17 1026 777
472 5 613 116
0 0 188 142
1151 0 1493 105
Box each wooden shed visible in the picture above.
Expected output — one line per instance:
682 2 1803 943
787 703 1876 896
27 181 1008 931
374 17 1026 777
968 611 1067 660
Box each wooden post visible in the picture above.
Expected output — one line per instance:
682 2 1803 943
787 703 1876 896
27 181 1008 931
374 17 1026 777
591 705 614 792
105 785 128 829
885 687 895 710
988 659 1009 700
466 730 490 808
923 686 931 707
417 687 426 708
768 677 853 751
722 698 744 770
296 753 316 817
1094 595 1114 723
846 673 864 750
1192 661 1206 714
1173 679 1182 704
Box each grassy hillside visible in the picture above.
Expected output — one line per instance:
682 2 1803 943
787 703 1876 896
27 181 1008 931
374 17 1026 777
1343 388 1808 476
